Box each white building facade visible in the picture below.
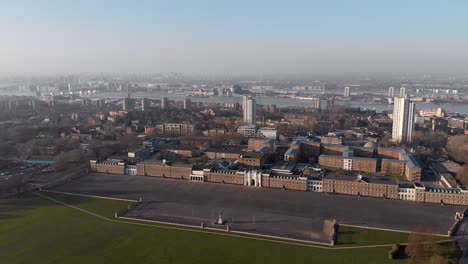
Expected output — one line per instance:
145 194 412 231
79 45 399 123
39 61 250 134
244 170 262 187
344 86 350 97
398 186 416 201
308 179 323 192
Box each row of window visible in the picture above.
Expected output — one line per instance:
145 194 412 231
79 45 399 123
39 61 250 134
309 186 323 191
190 176 204 182
398 189 414 193
398 194 415 200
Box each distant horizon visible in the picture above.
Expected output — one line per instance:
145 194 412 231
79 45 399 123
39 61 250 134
1 1 468 74
1 71 468 80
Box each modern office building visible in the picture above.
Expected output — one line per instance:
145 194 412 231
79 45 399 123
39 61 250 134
392 97 415 144
242 96 256 125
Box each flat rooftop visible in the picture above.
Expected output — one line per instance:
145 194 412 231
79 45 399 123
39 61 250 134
324 173 398 185
204 148 243 154
320 155 377 161
271 161 296 172
140 160 193 167
240 152 264 158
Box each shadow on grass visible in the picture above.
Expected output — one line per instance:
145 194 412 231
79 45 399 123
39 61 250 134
0 198 37 215
438 241 463 261
395 246 410 260
335 229 357 245
0 192 130 222
0 194 47 221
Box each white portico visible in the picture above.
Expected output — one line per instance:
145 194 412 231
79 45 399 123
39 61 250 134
244 170 262 187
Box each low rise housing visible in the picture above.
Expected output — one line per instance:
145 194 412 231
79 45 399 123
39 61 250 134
155 123 194 136
204 168 245 185
248 138 275 152
423 187 468 205
319 146 420 180
257 127 278 139
300 141 321 158
136 160 192 179
321 136 342 145
161 146 195 158
204 148 242 160
239 151 265 167
88 157 468 205
322 144 345 156
237 125 257 137
319 155 377 173
90 159 125 174
322 174 398 199
262 173 308 191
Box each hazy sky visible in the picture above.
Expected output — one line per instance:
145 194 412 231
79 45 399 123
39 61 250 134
1 0 468 75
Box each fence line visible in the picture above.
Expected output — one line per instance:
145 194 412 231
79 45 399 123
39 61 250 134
339 223 449 237
41 189 140 203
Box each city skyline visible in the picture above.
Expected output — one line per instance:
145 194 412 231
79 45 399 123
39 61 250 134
1 1 468 74
1 2 468 264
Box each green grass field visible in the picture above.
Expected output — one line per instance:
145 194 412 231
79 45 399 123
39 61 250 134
0 192 461 264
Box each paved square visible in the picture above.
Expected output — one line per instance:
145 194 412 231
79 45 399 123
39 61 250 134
53 173 463 240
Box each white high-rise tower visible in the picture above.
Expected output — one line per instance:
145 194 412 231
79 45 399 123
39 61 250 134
141 98 148 111
344 86 350 97
388 86 395 97
242 96 256 125
399 87 406 97
392 97 415 144
183 98 191 110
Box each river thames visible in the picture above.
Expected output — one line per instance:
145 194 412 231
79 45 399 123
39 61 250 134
1 89 468 115
85 91 468 115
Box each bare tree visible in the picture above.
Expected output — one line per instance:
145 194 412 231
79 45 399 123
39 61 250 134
447 135 468 164
53 150 86 170
429 255 449 264
118 133 141 150
406 225 442 264
457 165 468 186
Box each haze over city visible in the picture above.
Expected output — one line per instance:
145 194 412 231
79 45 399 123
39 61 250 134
1 0 468 75
1 1 468 264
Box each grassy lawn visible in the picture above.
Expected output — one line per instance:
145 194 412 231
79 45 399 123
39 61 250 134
0 192 461 264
